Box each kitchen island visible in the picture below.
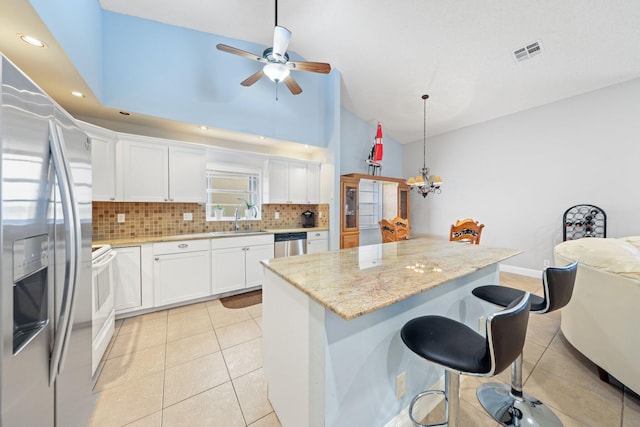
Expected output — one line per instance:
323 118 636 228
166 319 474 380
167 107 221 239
261 237 520 427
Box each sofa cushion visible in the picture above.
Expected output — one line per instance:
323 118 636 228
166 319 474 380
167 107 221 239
619 236 640 251
554 237 640 280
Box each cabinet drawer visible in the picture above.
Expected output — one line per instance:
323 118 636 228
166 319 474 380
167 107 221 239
210 234 274 250
307 230 328 241
153 239 210 255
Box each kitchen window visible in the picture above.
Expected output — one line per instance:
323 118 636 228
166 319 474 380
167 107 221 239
206 164 261 221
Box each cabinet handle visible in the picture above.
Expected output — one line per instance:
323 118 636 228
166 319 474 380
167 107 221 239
178 244 188 248
155 257 159 261
164 198 168 201
110 197 115 201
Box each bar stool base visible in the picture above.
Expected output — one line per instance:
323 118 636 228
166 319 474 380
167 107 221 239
408 390 447 427
477 382 563 427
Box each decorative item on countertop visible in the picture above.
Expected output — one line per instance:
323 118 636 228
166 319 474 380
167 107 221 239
237 198 258 219
214 205 224 221
406 94 443 198
366 122 384 176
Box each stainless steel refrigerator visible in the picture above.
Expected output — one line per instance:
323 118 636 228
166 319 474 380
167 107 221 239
1 55 94 426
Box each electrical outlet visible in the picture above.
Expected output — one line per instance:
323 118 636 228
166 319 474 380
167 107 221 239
396 372 406 399
274 212 280 219
183 213 193 221
543 259 550 268
117 213 125 223
319 212 322 218
478 316 486 334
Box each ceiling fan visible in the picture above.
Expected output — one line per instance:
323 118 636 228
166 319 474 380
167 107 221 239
216 1 331 96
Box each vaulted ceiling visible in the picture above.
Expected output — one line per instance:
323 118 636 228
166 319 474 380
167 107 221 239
2 0 640 145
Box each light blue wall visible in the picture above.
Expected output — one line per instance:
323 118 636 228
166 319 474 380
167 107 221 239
30 0 103 97
340 108 404 178
101 12 330 147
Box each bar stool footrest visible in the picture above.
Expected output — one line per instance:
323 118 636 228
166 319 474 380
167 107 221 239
409 389 448 427
476 382 563 427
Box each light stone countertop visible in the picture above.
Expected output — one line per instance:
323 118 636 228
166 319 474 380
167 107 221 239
261 237 521 320
93 226 328 247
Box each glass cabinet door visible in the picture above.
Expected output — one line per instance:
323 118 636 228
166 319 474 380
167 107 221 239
342 181 358 232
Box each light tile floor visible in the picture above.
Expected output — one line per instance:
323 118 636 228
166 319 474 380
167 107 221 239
90 273 640 426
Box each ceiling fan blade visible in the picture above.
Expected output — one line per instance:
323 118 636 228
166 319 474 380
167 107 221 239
216 44 266 63
272 26 291 59
283 75 302 95
288 61 331 74
241 70 265 87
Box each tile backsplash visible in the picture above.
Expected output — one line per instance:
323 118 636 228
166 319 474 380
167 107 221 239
93 202 329 241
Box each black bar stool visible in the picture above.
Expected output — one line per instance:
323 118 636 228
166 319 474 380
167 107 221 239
401 292 531 427
471 262 578 427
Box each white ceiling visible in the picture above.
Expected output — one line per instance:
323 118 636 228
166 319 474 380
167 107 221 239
3 0 640 146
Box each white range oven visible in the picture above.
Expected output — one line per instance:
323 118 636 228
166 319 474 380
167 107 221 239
91 244 117 376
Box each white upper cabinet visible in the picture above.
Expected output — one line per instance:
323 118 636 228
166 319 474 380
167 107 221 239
91 137 119 201
264 159 320 204
169 146 207 202
306 163 320 204
122 140 205 202
79 121 121 201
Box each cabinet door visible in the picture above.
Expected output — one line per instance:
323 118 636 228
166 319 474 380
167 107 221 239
306 163 320 204
169 146 205 202
211 247 246 294
245 244 274 288
307 239 328 254
113 246 142 312
267 159 289 203
122 141 169 201
91 137 118 201
288 162 308 203
154 251 210 306
341 180 359 233
341 233 359 249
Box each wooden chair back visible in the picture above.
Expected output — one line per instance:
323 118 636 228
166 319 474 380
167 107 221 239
379 217 410 242
450 218 484 244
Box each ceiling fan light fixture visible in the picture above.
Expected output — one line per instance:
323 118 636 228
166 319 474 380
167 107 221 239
263 63 290 83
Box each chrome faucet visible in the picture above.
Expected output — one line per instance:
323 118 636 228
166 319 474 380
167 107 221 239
234 208 240 231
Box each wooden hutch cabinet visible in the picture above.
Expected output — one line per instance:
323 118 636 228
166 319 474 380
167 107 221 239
339 174 410 249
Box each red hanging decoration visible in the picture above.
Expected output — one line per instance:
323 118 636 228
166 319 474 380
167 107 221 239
367 122 384 175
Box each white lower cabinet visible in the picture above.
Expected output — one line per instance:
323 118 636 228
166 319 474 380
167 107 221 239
211 234 274 295
153 240 211 306
113 246 142 314
307 230 329 254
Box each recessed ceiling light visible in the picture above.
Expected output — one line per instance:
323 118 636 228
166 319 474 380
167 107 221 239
259 136 265 140
18 34 46 48
119 111 130 116
71 91 85 98
199 125 208 130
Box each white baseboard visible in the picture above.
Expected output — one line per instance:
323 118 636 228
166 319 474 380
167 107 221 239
499 264 541 278
384 377 446 427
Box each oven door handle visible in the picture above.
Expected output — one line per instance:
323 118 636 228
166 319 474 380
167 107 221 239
92 251 118 272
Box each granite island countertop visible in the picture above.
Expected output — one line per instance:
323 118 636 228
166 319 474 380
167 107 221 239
261 237 521 320
93 226 328 247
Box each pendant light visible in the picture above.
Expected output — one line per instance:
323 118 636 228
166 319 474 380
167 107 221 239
406 94 442 197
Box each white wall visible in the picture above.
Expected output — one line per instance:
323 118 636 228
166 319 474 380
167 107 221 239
405 78 640 270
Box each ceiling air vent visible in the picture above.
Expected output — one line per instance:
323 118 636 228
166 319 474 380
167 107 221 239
513 40 542 63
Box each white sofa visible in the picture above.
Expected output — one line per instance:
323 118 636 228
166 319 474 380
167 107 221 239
554 237 640 395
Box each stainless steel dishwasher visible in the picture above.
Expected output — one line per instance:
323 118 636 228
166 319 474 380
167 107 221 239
274 232 307 257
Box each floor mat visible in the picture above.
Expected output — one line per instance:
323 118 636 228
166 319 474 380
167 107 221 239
220 289 262 309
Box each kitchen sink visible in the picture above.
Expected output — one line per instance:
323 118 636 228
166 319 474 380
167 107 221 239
209 229 267 237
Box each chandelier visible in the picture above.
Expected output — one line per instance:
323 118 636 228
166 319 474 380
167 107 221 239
406 94 442 198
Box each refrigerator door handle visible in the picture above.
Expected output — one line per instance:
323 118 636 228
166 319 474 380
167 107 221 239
48 119 82 386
